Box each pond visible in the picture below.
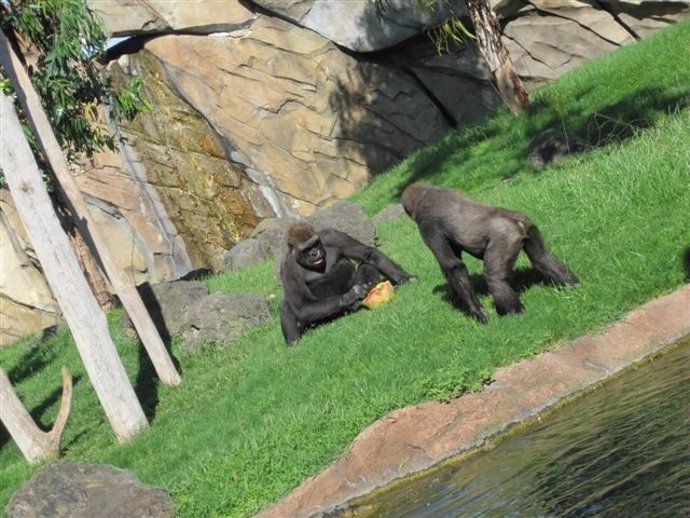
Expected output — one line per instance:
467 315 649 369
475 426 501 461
337 336 689 518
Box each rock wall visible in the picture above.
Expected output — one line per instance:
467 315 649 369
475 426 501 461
0 191 62 345
2 0 688 344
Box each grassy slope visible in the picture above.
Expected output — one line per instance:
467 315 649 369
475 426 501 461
1 21 689 518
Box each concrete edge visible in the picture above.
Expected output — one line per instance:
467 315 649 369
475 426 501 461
256 284 690 518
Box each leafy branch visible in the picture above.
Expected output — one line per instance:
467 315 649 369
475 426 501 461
0 0 150 173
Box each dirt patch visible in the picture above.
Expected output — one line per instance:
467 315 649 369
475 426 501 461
256 285 690 518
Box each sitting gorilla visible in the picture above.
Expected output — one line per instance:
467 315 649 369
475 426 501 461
402 182 578 323
279 223 415 345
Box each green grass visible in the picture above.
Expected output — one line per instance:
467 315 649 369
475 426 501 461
2 21 690 518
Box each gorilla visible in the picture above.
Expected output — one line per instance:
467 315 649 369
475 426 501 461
402 182 578 322
279 223 415 345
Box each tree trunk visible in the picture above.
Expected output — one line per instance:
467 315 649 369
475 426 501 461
0 29 181 386
466 0 529 116
0 366 72 463
0 91 149 442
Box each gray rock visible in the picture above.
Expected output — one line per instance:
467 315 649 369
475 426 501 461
372 203 406 225
120 280 209 339
267 200 379 281
393 39 502 126
251 217 303 257
235 202 377 274
308 200 376 247
86 0 256 36
180 292 271 353
252 0 464 52
5 462 175 518
223 238 271 271
222 199 379 277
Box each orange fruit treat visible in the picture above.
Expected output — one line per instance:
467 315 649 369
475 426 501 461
362 280 395 309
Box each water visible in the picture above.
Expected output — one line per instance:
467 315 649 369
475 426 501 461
339 337 690 518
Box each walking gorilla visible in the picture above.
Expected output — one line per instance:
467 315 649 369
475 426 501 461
279 223 415 345
402 183 578 323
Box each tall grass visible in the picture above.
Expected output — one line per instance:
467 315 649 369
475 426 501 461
1 21 689 518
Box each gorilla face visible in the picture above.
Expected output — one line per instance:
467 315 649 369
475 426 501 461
296 236 326 271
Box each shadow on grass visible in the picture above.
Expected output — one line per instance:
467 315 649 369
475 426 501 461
682 248 690 283
399 86 689 196
135 343 162 422
5 326 59 382
128 266 214 420
1 326 64 450
431 266 555 320
130 281 186 422
0 287 183 452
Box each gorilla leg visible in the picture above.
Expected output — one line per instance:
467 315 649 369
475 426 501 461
484 230 524 315
523 226 579 286
422 228 487 322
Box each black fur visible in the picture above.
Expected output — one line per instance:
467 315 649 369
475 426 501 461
279 223 415 345
402 183 577 322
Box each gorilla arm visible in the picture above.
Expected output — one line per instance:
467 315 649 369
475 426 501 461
418 221 488 323
279 258 367 344
319 229 416 285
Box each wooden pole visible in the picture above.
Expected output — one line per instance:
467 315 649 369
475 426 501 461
0 29 181 386
0 91 148 441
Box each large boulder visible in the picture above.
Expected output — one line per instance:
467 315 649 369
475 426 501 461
223 216 303 271
308 200 376 247
5 462 175 518
120 281 271 353
582 0 690 38
120 280 209 340
180 292 271 353
225 200 379 275
87 0 256 36
252 0 464 52
394 39 503 126
502 0 634 88
90 0 462 52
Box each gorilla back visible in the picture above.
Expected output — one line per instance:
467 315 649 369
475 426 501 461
402 183 578 322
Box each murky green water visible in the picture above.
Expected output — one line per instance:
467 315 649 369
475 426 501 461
339 337 690 518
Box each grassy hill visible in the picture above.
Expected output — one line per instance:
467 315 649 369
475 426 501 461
1 21 689 518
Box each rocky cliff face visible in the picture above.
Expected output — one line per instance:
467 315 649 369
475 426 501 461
2 0 688 344
0 191 62 345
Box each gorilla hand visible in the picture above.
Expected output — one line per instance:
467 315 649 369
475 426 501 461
472 306 489 324
398 273 418 284
341 283 369 309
